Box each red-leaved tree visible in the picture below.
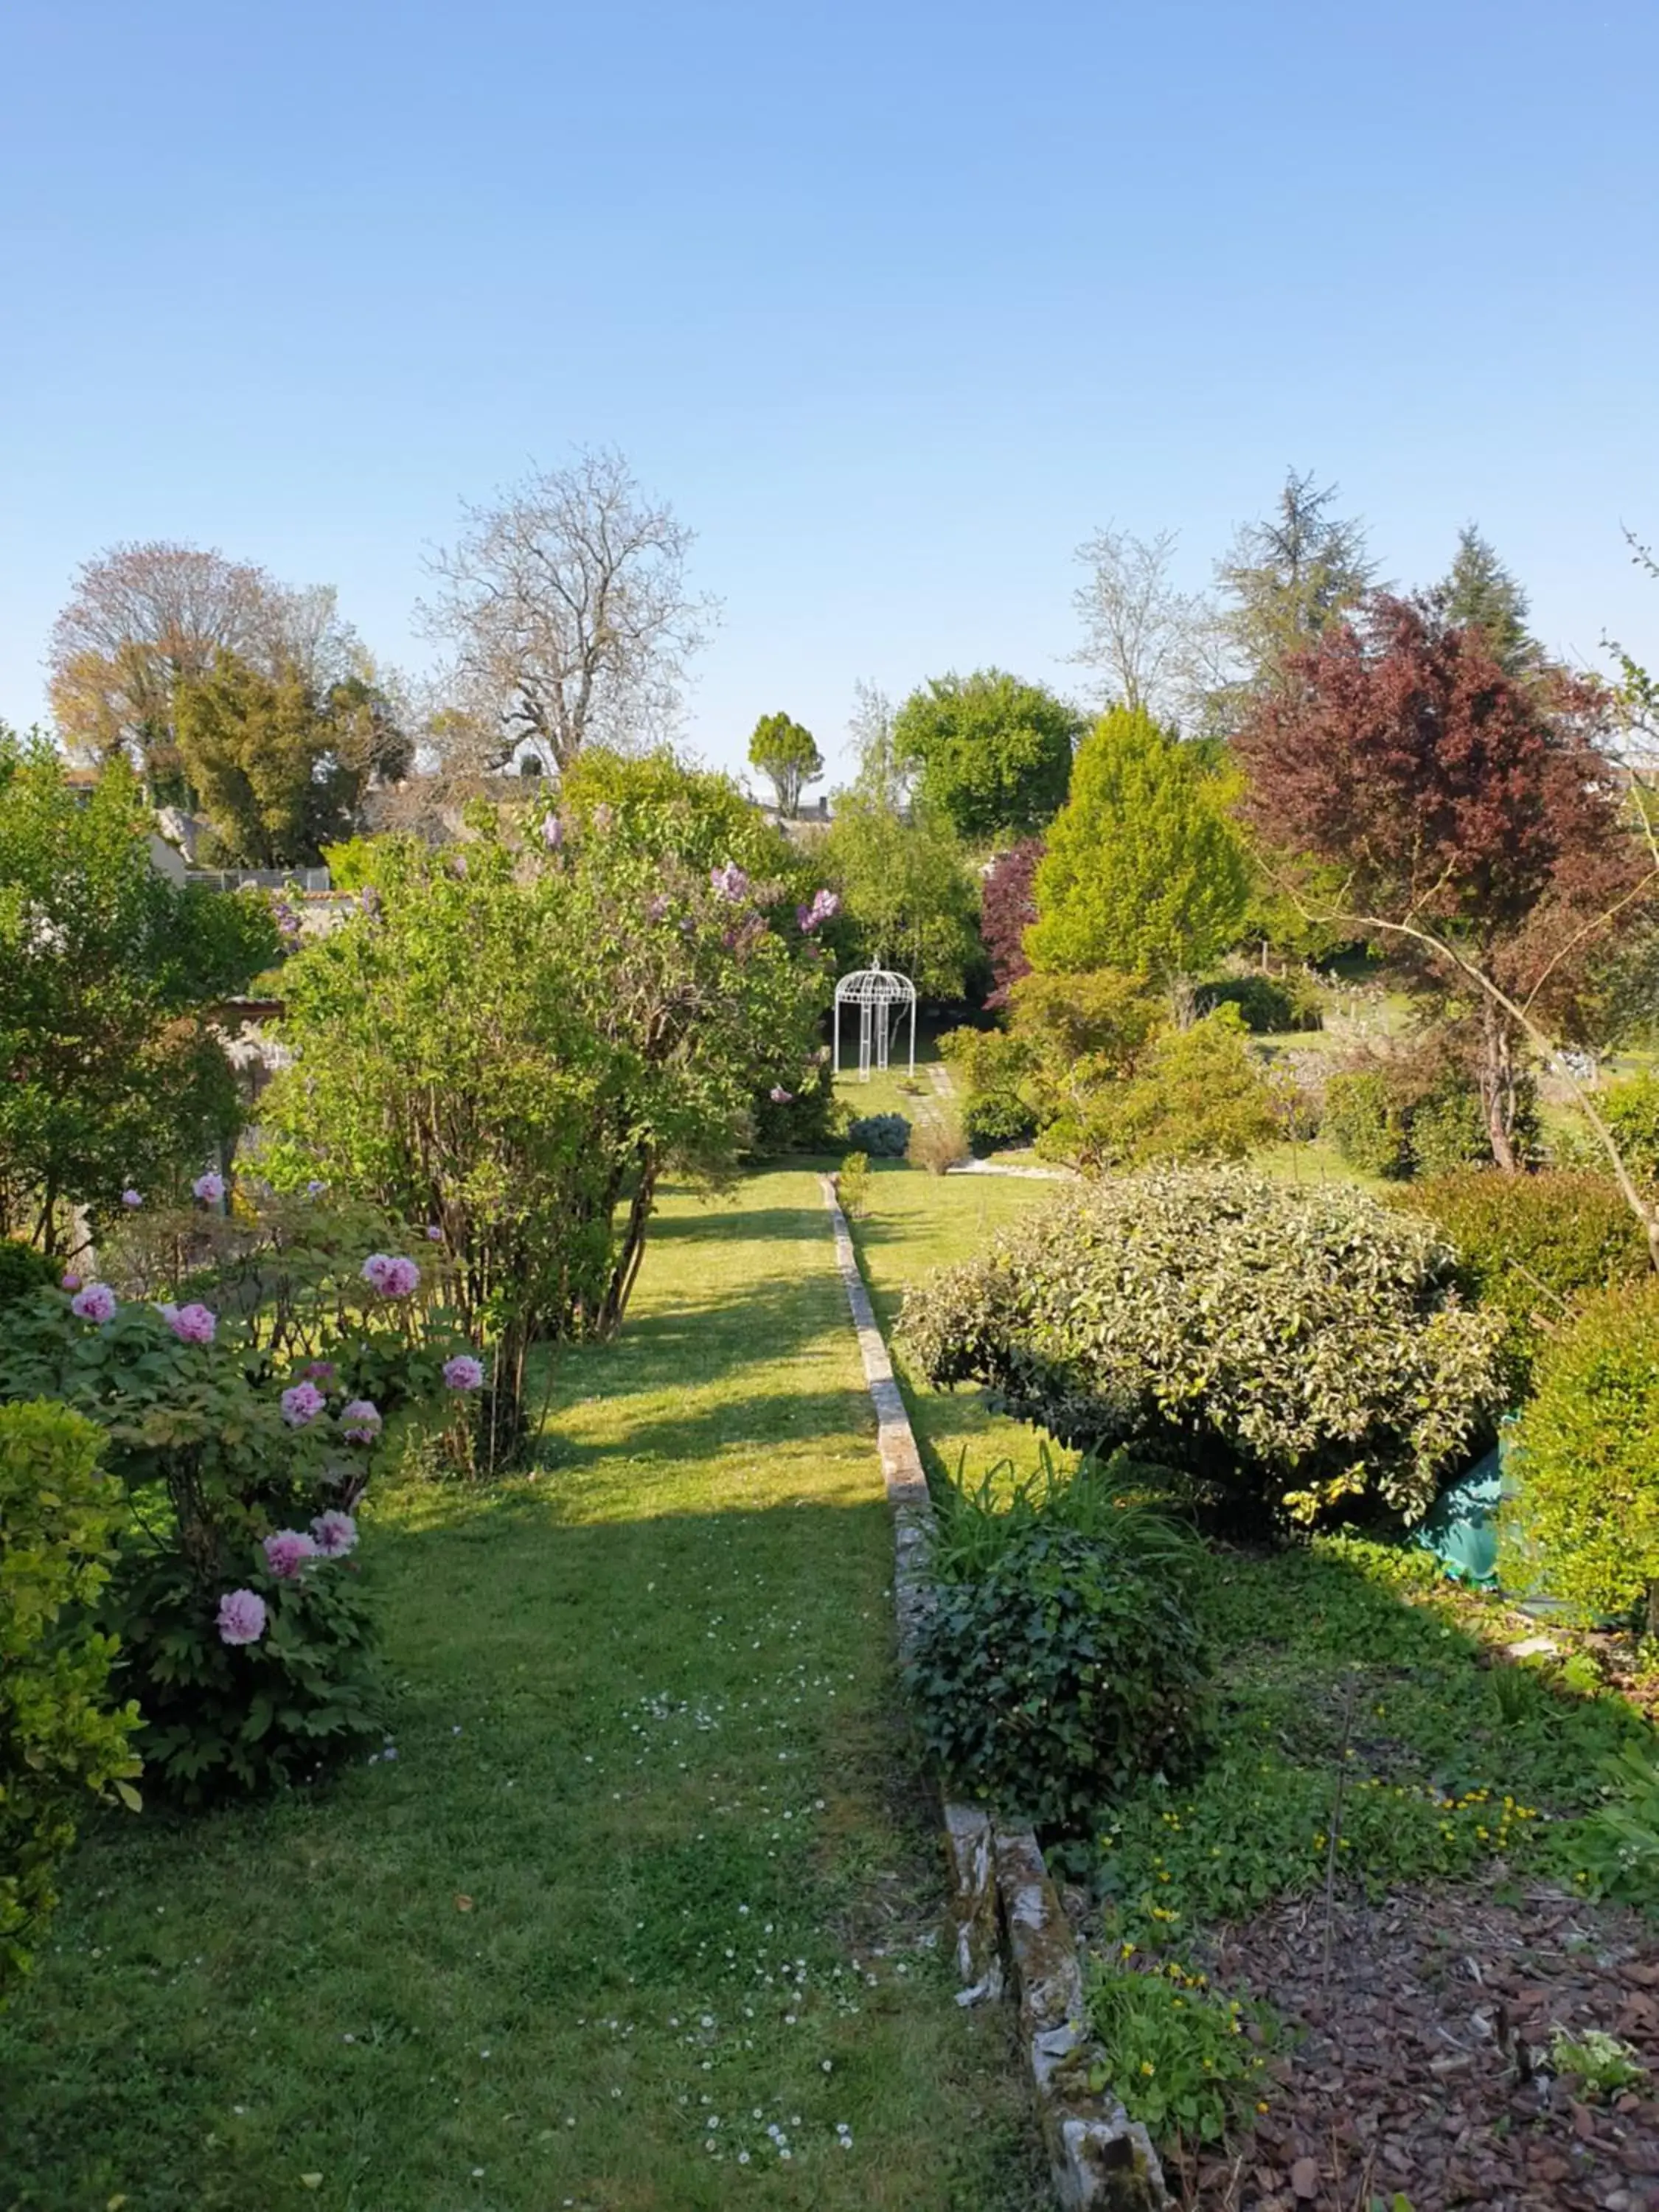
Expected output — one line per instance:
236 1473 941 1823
1235 595 1656 1192
980 837 1044 1007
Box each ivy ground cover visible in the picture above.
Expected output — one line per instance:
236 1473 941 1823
0 1168 1043 2212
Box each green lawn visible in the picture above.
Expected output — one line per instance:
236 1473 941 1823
0 1169 1045 2212
841 1164 1066 1495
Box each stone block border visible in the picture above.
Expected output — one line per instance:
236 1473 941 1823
818 1174 1171 2212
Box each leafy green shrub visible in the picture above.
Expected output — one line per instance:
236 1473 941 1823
0 1200 467 1801
1604 1073 1659 1185
1405 1170 1652 1392
1559 1747 1659 1905
1195 972 1324 1034
1 1400 142 2004
104 1547 381 1804
1324 1043 1533 1180
1085 1961 1267 2147
961 1091 1037 1152
901 1166 1505 1529
1501 1279 1659 1630
846 1112 910 1158
1054 1006 1276 1169
907 1523 1212 1832
835 1152 872 1219
0 1242 60 1307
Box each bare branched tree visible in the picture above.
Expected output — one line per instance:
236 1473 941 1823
1070 524 1211 724
417 448 716 773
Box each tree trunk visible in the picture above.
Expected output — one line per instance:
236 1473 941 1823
1478 998 1520 1172
595 1149 659 1338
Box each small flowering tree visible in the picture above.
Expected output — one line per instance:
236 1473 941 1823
262 751 835 1455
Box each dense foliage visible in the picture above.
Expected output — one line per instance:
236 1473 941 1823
1604 1074 1659 1186
907 1522 1212 1832
0 1400 141 2002
745 710 822 817
902 1167 1504 1528
1503 1279 1659 1630
978 836 1043 1006
1041 1005 1277 1171
1194 970 1324 1034
1405 1169 1652 1394
893 668 1080 842
264 756 832 1433
818 793 981 997
1323 1034 1528 1182
0 732 276 1249
1026 706 1249 996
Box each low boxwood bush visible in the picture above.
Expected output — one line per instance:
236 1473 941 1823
1194 972 1324 1034
907 1523 1213 1832
1 1400 142 2005
901 1166 1505 1529
1404 1169 1652 1393
1501 1278 1659 1632
846 1112 909 1158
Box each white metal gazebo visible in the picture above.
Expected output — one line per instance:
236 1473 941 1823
833 966 917 1082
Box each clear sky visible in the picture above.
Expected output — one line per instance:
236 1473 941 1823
3 0 1657 786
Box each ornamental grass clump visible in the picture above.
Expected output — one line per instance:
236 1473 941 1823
901 1165 1505 1531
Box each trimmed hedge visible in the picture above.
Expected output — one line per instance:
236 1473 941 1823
901 1166 1504 1529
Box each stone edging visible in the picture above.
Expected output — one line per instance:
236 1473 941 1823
817 1174 1171 2212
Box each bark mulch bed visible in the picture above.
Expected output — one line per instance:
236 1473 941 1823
1172 1878 1659 2211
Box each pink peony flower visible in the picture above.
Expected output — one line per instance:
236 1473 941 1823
280 1381 327 1427
442 1354 485 1391
710 861 751 902
263 1528 317 1579
216 1588 268 1645
121 1187 143 1208
361 1253 420 1298
310 1509 358 1557
192 1171 226 1204
425 1224 442 1242
71 1283 117 1323
340 1398 382 1444
304 1359 336 1382
164 1301 216 1345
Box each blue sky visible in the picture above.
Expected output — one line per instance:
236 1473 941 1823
3 0 1657 786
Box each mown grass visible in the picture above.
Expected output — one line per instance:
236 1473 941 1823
0 1168 1045 2212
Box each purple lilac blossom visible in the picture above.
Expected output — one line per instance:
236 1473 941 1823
70 1283 117 1323
425 1224 442 1241
217 1588 268 1645
280 1381 327 1427
192 1171 226 1204
541 813 563 850
769 1085 794 1104
442 1354 485 1391
710 861 751 902
341 1398 382 1443
310 1510 358 1557
263 1528 317 1579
